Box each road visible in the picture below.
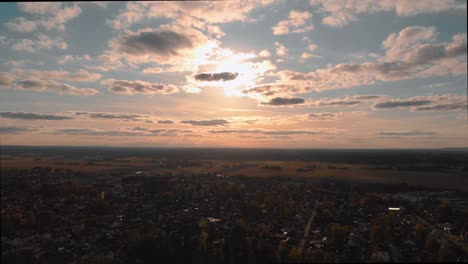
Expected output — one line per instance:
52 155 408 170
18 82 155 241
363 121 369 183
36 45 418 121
299 200 320 251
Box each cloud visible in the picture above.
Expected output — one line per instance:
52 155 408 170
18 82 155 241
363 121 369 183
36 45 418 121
261 97 305 106
373 99 432 109
104 25 218 69
6 3 81 32
117 29 193 56
209 129 329 136
309 0 465 27
275 29 466 93
275 42 288 56
258 49 271 57
103 79 178 95
12 34 67 52
70 111 154 121
157 120 174 124
10 78 99 96
50 127 193 137
352 95 383 100
58 54 92 65
108 1 276 31
242 83 304 98
194 72 239 82
372 94 467 111
289 95 386 108
0 112 73 120
307 43 319 51
51 128 145 137
0 125 38 134
132 127 148 131
181 119 229 126
308 112 343 120
147 129 193 135
375 130 439 136
0 72 15 86
5 17 37 33
272 10 314 35
26 69 101 82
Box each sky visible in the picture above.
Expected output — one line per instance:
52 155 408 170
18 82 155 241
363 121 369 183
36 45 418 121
0 1 467 148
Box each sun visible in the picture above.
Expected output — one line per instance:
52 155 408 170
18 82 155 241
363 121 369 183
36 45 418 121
189 48 276 97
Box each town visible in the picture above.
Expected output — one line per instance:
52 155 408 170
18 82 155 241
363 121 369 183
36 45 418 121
2 166 468 263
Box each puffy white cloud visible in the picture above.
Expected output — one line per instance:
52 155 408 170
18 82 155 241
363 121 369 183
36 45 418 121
310 0 465 27
275 42 288 56
58 54 92 65
13 34 67 52
7 3 81 32
258 49 272 57
274 28 466 94
272 10 314 35
108 1 277 31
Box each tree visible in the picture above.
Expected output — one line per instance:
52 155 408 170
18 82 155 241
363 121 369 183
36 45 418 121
438 242 456 262
437 203 452 223
275 241 288 262
288 246 302 262
415 223 430 249
424 233 439 252
1 214 21 236
326 223 349 249
371 214 394 246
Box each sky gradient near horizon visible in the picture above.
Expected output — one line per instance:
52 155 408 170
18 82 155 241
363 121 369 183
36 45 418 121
0 1 467 148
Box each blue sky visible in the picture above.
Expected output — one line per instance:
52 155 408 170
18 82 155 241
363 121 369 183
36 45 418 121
0 1 466 148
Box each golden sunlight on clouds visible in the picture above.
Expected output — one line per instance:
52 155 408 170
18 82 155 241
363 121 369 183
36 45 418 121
190 48 277 97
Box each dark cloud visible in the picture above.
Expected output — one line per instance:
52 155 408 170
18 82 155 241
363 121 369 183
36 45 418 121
51 128 144 137
242 84 301 97
157 120 174 124
49 128 193 137
308 112 342 120
0 125 37 134
181 119 229 126
28 69 101 82
413 103 467 111
261 97 305 106
209 129 327 135
375 130 438 136
293 96 374 108
103 79 178 95
373 100 432 109
13 78 99 96
147 129 193 135
71 111 153 121
317 99 361 106
0 112 73 120
194 72 239 82
117 29 193 56
352 95 383 100
132 127 148 131
372 95 466 111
